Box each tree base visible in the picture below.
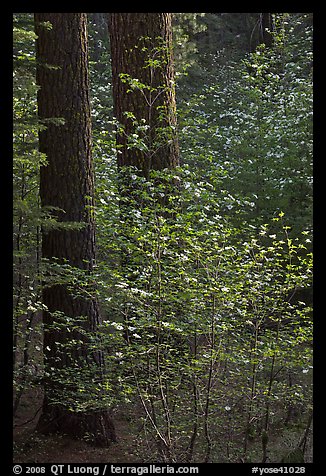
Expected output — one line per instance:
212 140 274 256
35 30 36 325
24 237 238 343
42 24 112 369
36 402 117 447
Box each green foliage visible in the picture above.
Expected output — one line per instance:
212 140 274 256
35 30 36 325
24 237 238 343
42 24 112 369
178 13 313 236
172 13 207 79
13 14 44 402
93 163 312 462
13 12 313 463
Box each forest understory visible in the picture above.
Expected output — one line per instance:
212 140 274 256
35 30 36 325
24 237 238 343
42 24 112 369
13 383 313 464
13 12 313 466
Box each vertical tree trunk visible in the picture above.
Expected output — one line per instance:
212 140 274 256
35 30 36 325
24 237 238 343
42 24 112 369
260 13 274 47
250 13 274 51
34 13 116 446
107 13 179 177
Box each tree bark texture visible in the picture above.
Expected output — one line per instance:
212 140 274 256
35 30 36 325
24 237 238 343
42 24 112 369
34 12 116 446
107 13 179 177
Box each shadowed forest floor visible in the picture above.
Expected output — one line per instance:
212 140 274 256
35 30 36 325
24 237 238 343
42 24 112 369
13 386 313 464
13 388 140 463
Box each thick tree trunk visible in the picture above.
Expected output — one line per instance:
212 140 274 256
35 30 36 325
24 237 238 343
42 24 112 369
107 13 179 177
34 13 116 446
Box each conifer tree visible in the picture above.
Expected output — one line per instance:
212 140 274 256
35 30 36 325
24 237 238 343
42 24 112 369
34 12 116 446
108 13 179 177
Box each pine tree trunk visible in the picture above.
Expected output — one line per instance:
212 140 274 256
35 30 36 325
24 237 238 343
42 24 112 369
34 12 116 446
107 13 179 177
